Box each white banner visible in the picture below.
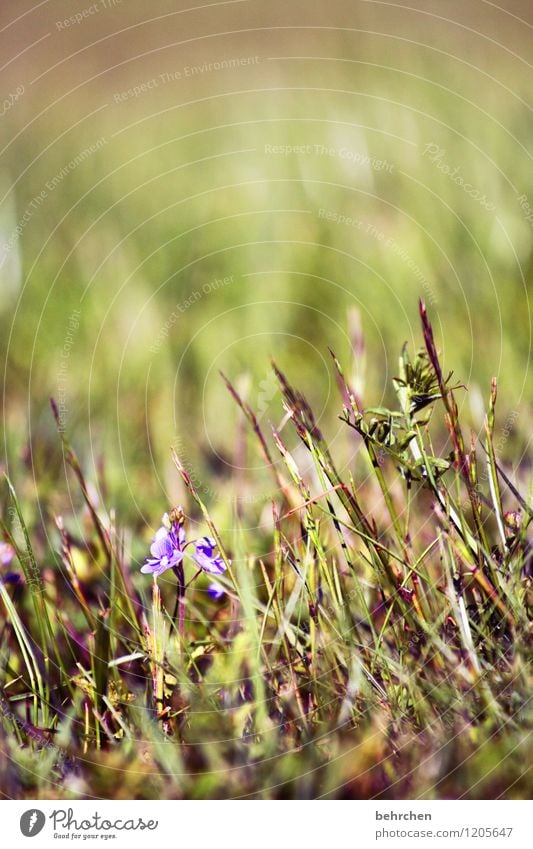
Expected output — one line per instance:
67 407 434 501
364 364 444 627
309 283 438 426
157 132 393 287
2 800 530 848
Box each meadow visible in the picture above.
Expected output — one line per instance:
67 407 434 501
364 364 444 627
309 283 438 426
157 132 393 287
0 0 531 799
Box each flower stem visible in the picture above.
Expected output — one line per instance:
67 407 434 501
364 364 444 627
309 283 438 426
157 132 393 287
172 563 186 646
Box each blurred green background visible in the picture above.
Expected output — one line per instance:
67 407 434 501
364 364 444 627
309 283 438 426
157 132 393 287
1 0 531 530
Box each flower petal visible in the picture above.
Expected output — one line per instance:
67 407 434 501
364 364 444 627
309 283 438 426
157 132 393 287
141 561 159 575
195 537 216 557
207 581 225 600
171 524 186 550
150 533 174 559
193 548 226 575
141 549 183 575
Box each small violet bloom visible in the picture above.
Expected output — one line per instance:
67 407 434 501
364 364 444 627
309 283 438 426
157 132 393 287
207 581 225 600
0 541 15 568
141 510 226 578
193 537 226 575
142 526 185 576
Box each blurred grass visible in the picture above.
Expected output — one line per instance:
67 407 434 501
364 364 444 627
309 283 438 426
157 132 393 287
2 56 532 488
0 308 531 800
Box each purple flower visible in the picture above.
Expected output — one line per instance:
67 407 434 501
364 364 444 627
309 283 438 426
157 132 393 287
1 572 21 587
141 527 184 576
0 542 15 568
207 581 225 600
141 511 227 578
193 537 226 575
